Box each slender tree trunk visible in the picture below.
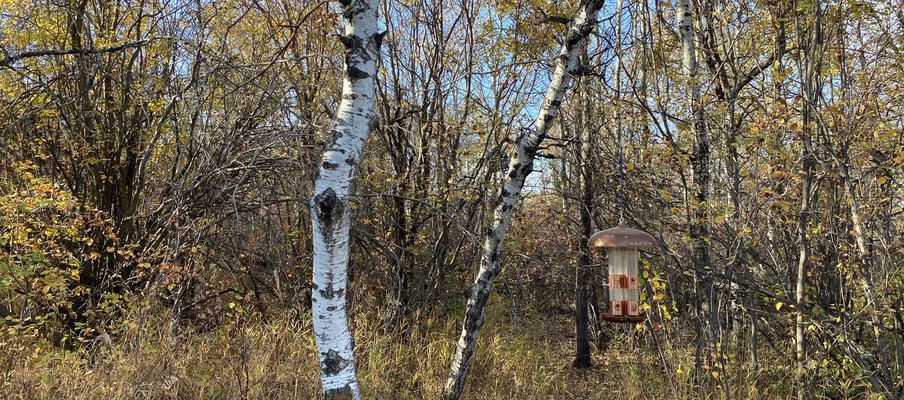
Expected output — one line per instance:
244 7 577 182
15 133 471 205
442 2 603 398
309 1 382 398
574 71 594 369
835 24 894 394
794 4 821 398
839 147 894 394
831 23 895 394
794 131 813 400
679 0 717 387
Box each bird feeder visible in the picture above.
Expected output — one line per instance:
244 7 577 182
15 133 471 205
589 221 658 323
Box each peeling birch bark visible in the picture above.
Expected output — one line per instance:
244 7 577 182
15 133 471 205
441 2 603 398
309 1 382 398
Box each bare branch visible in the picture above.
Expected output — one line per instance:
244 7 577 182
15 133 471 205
0 39 154 68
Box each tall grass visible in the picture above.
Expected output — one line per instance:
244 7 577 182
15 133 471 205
1 303 831 399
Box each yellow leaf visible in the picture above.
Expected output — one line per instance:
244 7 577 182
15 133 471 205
876 176 888 185
660 189 671 202
775 302 784 311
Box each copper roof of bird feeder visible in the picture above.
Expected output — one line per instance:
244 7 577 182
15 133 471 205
589 221 658 249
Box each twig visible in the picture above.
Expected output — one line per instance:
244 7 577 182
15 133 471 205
1 39 156 68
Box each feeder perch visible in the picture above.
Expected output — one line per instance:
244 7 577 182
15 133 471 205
589 221 657 323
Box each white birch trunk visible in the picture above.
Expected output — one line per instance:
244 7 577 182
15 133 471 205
442 1 603 398
309 1 382 398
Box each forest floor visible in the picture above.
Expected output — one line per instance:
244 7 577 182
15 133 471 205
1 301 803 399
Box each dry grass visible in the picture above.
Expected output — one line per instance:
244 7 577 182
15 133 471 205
0 303 830 399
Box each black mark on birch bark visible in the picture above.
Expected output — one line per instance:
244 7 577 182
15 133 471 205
373 30 387 48
329 128 344 145
346 66 370 81
507 163 521 179
464 283 477 299
315 188 342 225
336 34 356 50
321 349 351 376
319 280 344 299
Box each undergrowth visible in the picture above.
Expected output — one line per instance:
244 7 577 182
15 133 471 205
0 302 860 399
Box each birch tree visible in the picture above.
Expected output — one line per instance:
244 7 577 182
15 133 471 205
309 0 382 398
442 1 604 398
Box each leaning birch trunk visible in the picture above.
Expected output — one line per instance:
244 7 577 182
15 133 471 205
442 1 603 398
678 0 717 386
309 1 382 398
